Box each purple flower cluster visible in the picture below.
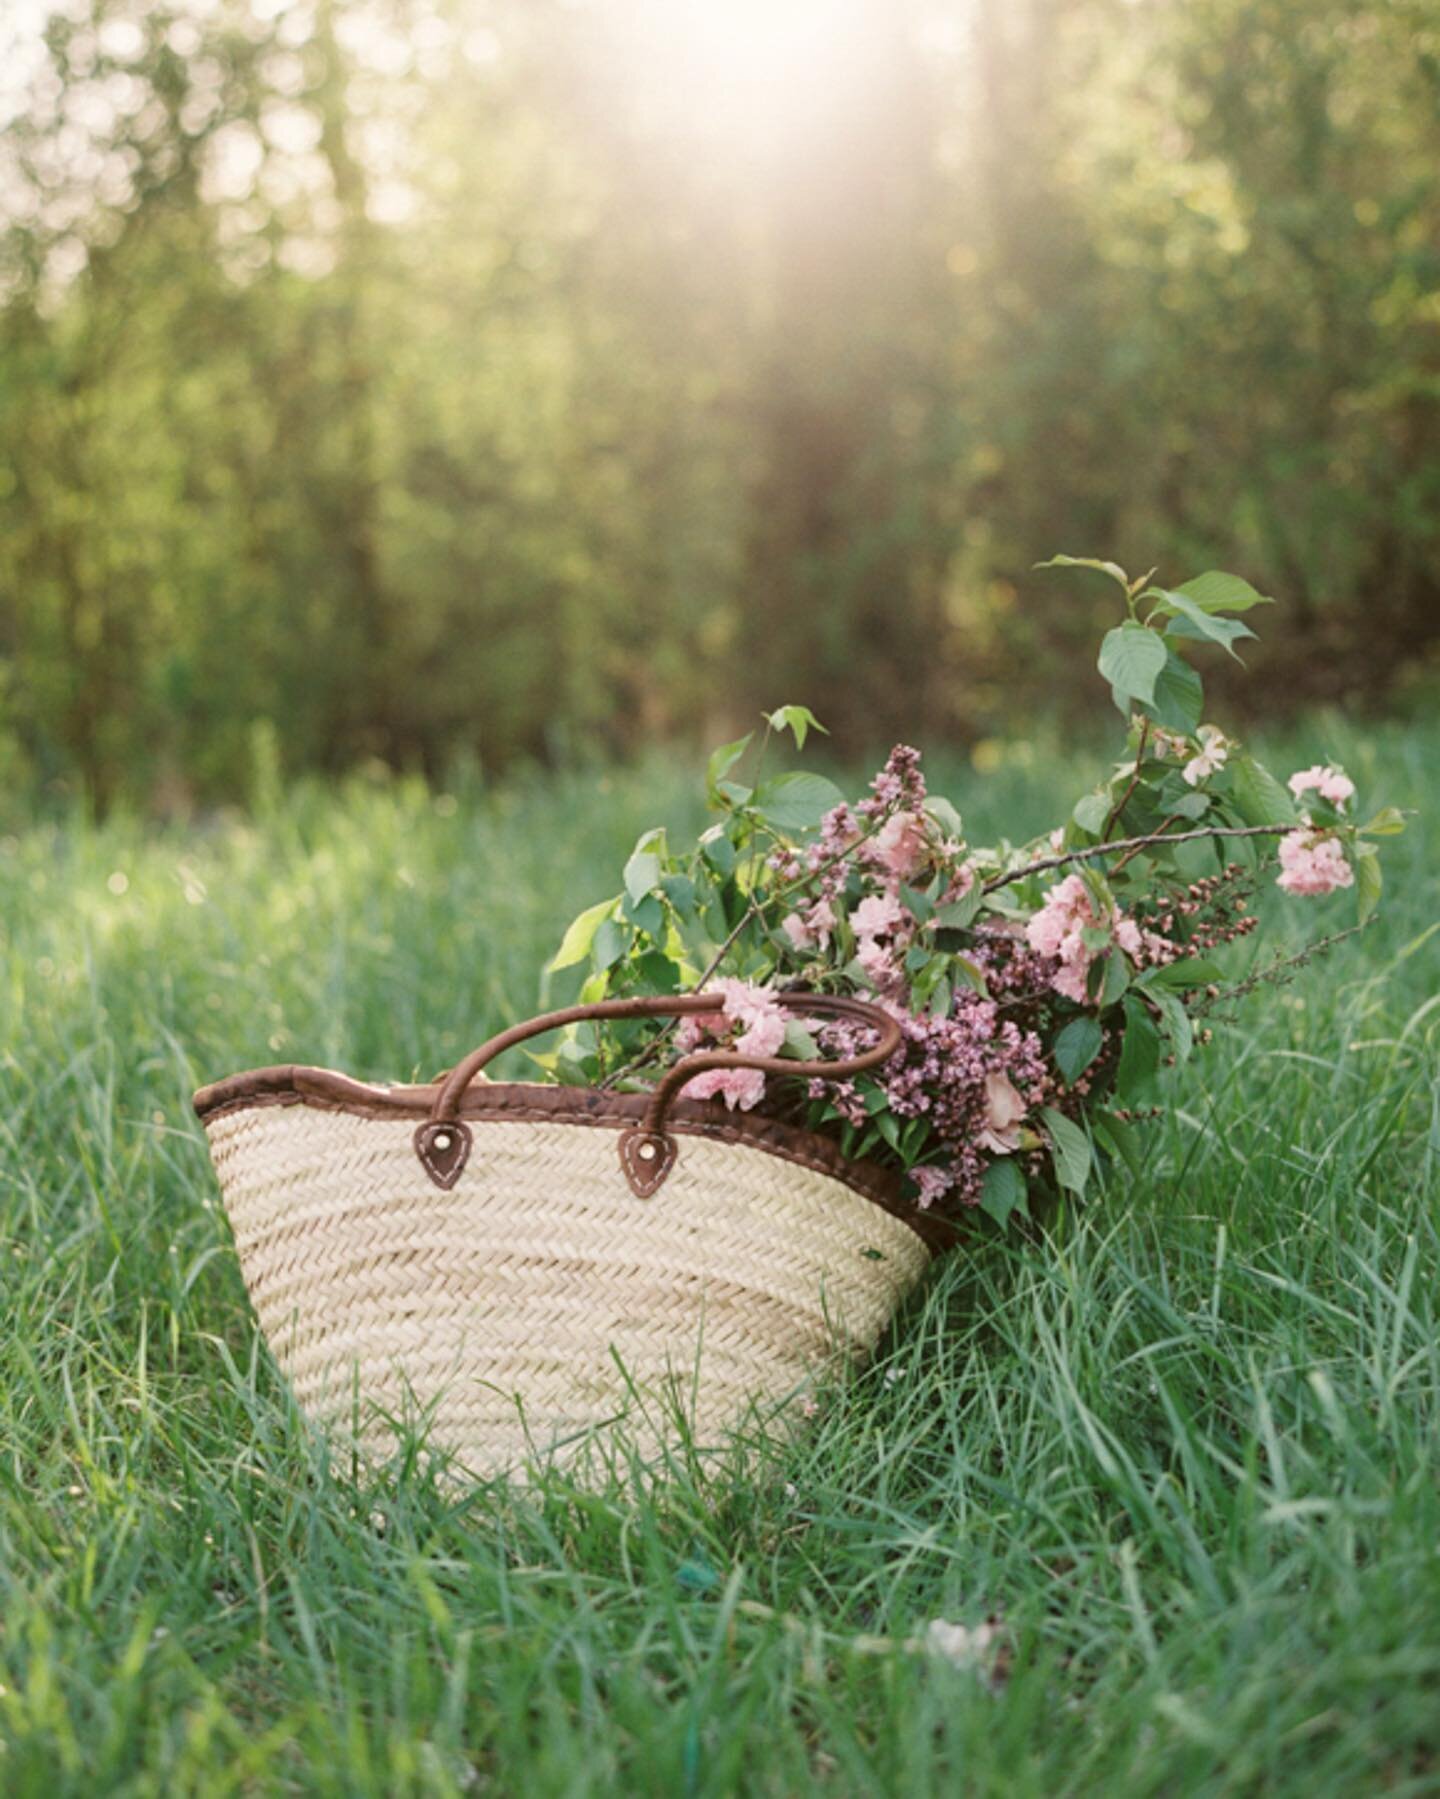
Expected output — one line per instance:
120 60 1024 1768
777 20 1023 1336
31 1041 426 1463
806 945 1052 1209
858 744 927 820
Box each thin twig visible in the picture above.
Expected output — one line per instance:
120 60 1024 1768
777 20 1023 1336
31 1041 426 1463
1191 921 1371 1017
1102 719 1149 840
1110 811 1180 875
981 823 1290 896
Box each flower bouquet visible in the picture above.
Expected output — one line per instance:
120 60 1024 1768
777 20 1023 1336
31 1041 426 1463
195 556 1407 1479
545 558 1406 1234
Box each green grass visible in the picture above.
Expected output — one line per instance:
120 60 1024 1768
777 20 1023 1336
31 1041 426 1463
1 718 1436 1796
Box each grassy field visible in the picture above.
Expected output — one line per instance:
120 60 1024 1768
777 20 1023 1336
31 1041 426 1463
1 718 1436 1796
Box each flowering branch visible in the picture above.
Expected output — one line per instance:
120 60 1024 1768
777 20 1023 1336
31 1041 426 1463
981 822 1291 896
596 807 894 1090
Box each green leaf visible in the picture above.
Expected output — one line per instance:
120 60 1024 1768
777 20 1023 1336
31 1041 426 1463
1115 996 1161 1100
1148 986 1194 1063
591 916 627 970
1360 806 1407 837
979 1157 1026 1227
951 955 989 995
899 883 934 924
1146 588 1256 659
783 1020 821 1059
1355 845 1382 924
933 886 982 930
926 796 964 838
622 891 664 935
1146 653 1204 733
1173 570 1274 614
1145 956 1224 989
1053 1015 1103 1084
1094 1110 1143 1177
1167 790 1211 821
700 829 736 877
1231 754 1296 828
1035 553 1131 593
1172 834 1219 880
752 771 845 831
706 734 752 801
1099 947 1131 1007
1098 622 1167 709
1042 1106 1092 1195
764 704 828 750
546 896 618 973
633 950 680 992
624 846 663 904
1072 791 1111 836
661 873 697 917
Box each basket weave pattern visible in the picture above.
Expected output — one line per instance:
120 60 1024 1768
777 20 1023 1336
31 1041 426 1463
205 1097 930 1474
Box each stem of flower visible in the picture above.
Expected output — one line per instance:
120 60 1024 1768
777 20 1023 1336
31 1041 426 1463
1102 718 1150 840
981 822 1290 896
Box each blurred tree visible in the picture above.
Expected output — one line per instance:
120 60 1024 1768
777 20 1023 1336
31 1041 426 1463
0 0 1435 811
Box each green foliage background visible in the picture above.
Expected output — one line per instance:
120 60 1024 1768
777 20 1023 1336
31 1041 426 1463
2 0 1439 812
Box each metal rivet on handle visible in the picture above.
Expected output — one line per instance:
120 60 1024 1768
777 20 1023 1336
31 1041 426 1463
433 1131 452 1151
638 1142 657 1161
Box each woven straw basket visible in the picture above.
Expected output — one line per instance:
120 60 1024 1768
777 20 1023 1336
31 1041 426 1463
195 992 949 1479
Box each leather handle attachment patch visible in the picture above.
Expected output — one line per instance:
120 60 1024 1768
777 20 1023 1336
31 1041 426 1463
618 1127 677 1199
414 1120 472 1190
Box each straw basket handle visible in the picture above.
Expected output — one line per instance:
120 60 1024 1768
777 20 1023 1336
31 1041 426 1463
413 992 902 1196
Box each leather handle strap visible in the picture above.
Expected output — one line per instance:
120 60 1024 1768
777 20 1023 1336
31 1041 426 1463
413 990 902 1195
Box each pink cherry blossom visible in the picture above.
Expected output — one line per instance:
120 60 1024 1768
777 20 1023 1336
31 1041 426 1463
851 892 909 943
856 937 903 994
1276 830 1354 897
782 911 816 951
1288 764 1355 811
712 977 787 1056
1113 917 1144 958
976 1070 1027 1153
782 898 835 952
1025 874 1161 1003
871 810 928 884
682 1066 767 1110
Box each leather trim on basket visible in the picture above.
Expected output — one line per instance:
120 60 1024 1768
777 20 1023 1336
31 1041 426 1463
193 1065 961 1255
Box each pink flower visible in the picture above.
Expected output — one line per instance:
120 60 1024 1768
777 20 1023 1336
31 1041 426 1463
675 1013 709 1052
1025 874 1156 1003
856 938 903 993
781 912 813 951
871 811 928 884
912 1166 955 1209
944 860 977 903
1113 917 1143 958
1288 764 1355 811
976 1070 1027 1153
683 1066 766 1110
713 977 787 1057
851 892 909 943
782 899 834 953
1276 830 1354 897
1182 726 1228 787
